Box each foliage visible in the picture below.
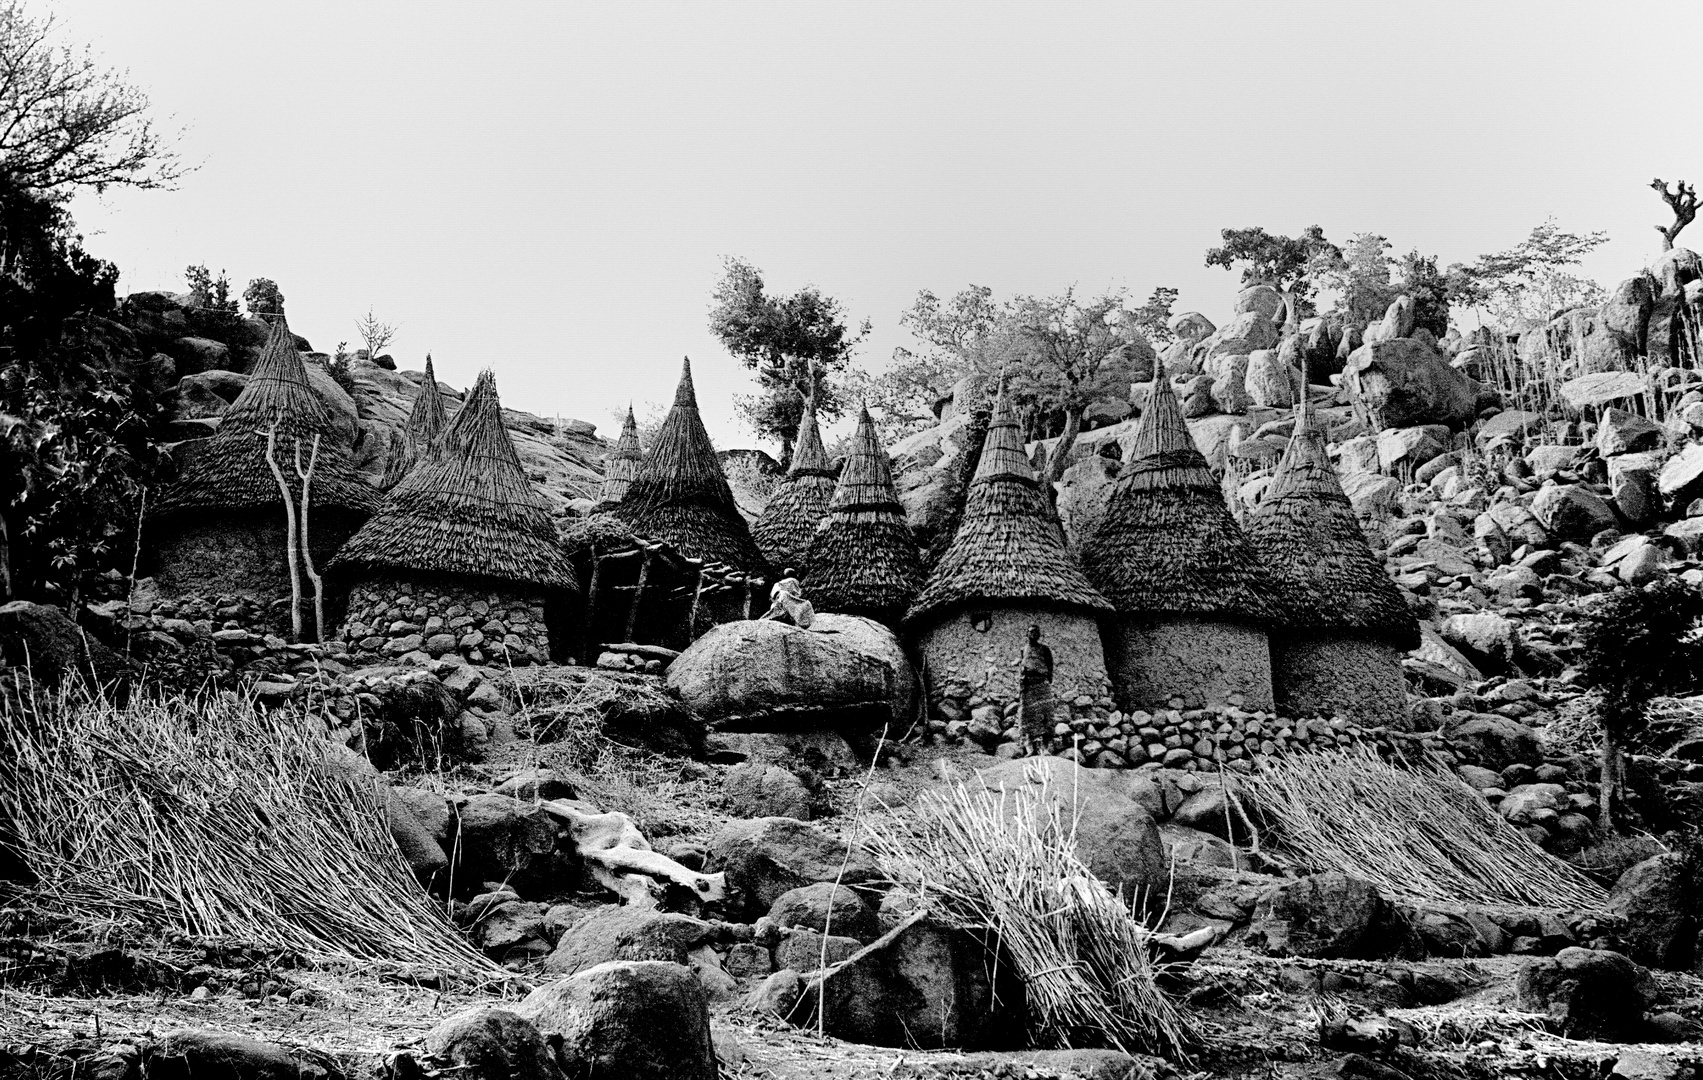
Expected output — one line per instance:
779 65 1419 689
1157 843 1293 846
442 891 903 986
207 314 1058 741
1447 217 1609 327
1127 285 1179 346
1204 224 1340 312
708 257 868 459
355 306 397 363
183 264 236 312
0 0 185 198
1314 234 1451 337
242 276 285 319
1578 580 1703 744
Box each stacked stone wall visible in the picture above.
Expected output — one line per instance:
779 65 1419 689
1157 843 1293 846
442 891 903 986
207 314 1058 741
340 578 551 666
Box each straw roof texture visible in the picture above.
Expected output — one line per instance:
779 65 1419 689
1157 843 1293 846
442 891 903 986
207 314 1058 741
612 358 766 573
381 355 449 489
595 405 644 510
330 369 578 592
155 317 380 517
906 386 1110 627
1079 360 1280 626
751 403 837 573
1245 397 1419 648
805 406 922 617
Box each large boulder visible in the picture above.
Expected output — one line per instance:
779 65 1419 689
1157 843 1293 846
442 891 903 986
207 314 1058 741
704 817 880 921
452 793 567 896
544 906 715 975
666 614 913 731
1608 854 1698 971
1531 483 1616 538
516 961 717 1080
423 1008 558 1080
1204 309 1281 359
723 761 812 820
970 757 1168 895
1440 612 1520 675
1515 947 1656 1040
1055 456 1120 553
1445 714 1542 772
1248 873 1411 959
143 1031 313 1080
1342 338 1480 430
768 882 878 942
0 600 132 691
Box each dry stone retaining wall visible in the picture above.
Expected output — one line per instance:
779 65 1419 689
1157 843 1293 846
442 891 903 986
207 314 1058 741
340 579 550 666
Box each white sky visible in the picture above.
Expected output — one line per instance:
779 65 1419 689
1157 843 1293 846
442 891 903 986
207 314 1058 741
54 0 1703 449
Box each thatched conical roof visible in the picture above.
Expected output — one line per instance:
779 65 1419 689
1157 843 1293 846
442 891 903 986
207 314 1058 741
381 354 449 489
1244 392 1418 648
155 316 380 517
751 402 836 573
595 405 644 510
805 406 922 619
330 369 578 591
906 384 1110 627
611 358 766 573
1079 357 1280 625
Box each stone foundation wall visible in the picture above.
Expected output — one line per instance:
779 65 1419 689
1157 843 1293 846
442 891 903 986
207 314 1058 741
339 577 551 666
150 512 361 638
1273 635 1408 728
1103 617 1274 711
916 607 1109 707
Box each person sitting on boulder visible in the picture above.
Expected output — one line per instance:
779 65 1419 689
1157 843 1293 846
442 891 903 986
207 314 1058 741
761 567 815 629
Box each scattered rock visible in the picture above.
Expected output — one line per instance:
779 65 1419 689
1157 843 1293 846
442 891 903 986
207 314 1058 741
704 817 879 921
424 1008 558 1080
768 882 878 942
1515 946 1656 1040
516 960 717 1080
543 906 714 975
723 762 812 820
1249 873 1412 959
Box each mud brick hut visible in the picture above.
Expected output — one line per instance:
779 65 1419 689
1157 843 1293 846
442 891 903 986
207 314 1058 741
569 358 768 651
906 384 1112 709
1080 358 1282 710
148 316 381 638
1245 393 1419 724
379 353 448 489
805 405 923 627
751 402 836 574
593 404 643 511
330 369 578 665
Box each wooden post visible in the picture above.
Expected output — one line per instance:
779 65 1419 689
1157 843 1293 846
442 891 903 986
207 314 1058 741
685 563 706 640
624 546 653 643
583 545 602 664
742 576 754 620
294 434 326 642
261 427 304 642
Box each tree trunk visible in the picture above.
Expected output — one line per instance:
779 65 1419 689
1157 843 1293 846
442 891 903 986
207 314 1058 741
1598 734 1619 827
295 435 325 643
1042 404 1085 508
0 511 11 601
262 429 304 642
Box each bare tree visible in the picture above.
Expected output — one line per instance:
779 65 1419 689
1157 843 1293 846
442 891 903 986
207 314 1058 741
355 307 397 363
294 435 325 642
1652 178 1697 252
260 428 303 642
0 0 186 197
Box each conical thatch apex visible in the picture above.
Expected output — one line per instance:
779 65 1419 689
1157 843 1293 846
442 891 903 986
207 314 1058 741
331 369 577 591
1245 395 1418 648
805 406 922 621
907 384 1109 626
596 404 644 509
383 354 449 489
752 400 836 572
1078 355 1279 624
155 315 379 516
612 357 765 572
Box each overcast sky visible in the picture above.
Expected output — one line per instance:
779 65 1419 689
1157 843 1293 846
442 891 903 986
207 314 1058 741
55 0 1703 449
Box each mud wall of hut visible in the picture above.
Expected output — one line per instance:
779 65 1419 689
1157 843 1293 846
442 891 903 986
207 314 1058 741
1102 617 1274 711
917 607 1110 710
339 577 552 665
1271 635 1408 729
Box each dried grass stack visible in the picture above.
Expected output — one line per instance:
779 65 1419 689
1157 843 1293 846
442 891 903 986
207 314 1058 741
154 316 380 517
331 369 577 591
751 403 837 572
805 405 923 623
906 383 1110 625
1244 395 1418 648
613 357 766 573
595 404 645 510
1079 357 1279 624
0 686 496 977
1241 747 1607 910
381 353 449 489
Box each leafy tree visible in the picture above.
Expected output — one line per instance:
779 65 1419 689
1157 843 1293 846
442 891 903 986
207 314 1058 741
844 286 1001 438
1395 250 1451 339
1127 286 1179 346
243 277 285 320
1577 580 1703 825
0 0 185 200
1315 236 1452 338
1448 217 1609 327
184 265 237 312
1205 225 1340 313
708 257 869 463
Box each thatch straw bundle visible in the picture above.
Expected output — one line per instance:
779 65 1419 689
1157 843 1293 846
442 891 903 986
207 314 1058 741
1244 395 1418 648
866 773 1196 1059
613 358 766 573
0 687 494 976
805 406 922 621
1240 747 1607 910
906 384 1110 626
154 316 380 517
752 403 837 573
332 369 577 591
1079 357 1278 625
595 404 645 509
381 353 450 489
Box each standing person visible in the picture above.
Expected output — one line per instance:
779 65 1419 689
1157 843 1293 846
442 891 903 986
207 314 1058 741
1019 624 1055 756
761 567 815 629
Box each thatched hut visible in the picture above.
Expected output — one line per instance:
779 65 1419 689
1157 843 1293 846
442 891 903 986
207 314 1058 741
149 316 380 636
805 406 923 627
906 385 1112 706
1244 394 1419 724
751 402 836 573
330 369 578 665
380 353 449 489
1079 359 1281 710
594 405 643 511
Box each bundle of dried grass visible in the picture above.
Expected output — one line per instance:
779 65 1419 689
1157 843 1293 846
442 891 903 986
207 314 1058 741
0 687 494 978
865 774 1196 1060
1240 747 1607 910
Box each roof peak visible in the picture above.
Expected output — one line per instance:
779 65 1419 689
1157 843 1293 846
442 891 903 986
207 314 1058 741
789 401 832 477
972 377 1035 486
